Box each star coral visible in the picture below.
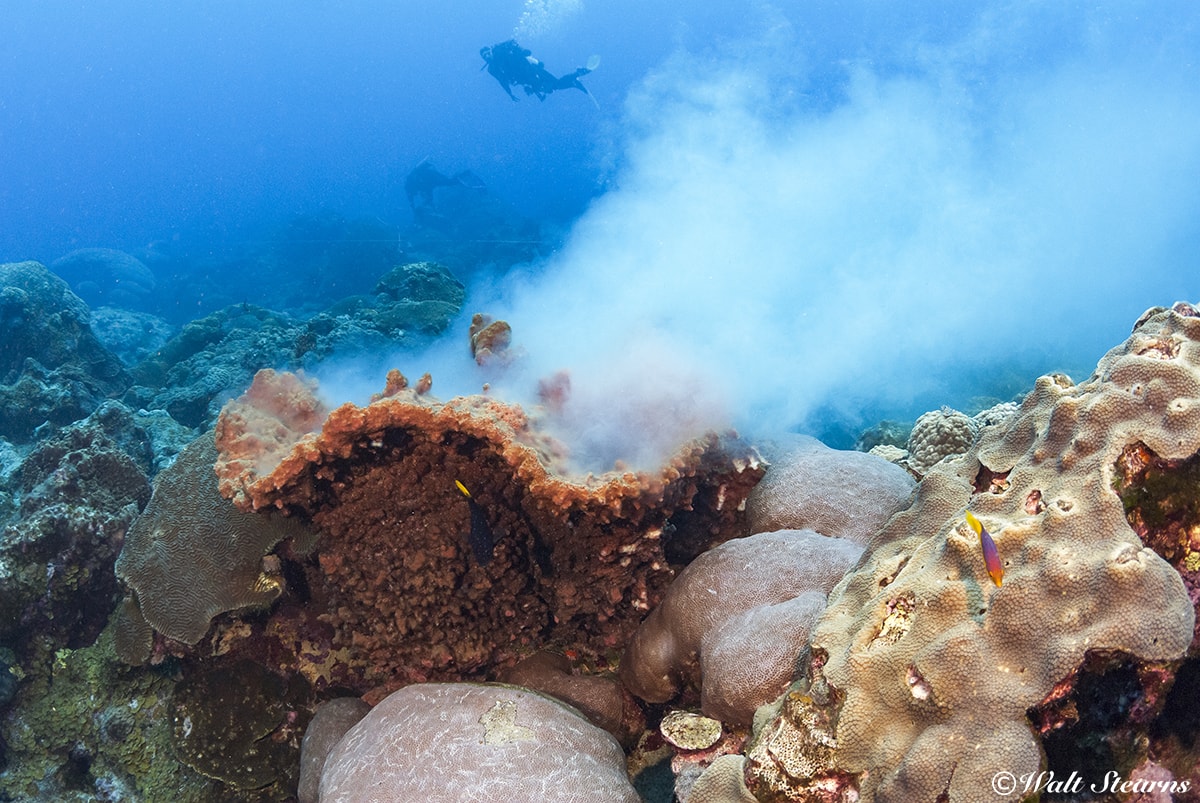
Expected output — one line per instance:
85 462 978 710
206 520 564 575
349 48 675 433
748 303 1200 802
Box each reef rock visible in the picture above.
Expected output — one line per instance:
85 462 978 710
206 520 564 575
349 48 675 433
0 411 150 648
0 260 128 441
49 247 157 311
498 650 644 747
213 368 764 694
318 682 640 802
620 529 863 725
747 303 1200 803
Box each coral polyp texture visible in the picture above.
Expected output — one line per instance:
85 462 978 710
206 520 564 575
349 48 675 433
213 367 764 694
747 303 1200 802
318 682 640 802
620 528 863 725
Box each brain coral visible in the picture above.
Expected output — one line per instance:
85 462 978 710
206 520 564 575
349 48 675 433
113 435 311 663
904 405 979 475
213 368 763 694
620 529 863 725
745 435 915 543
318 682 640 802
747 303 1200 803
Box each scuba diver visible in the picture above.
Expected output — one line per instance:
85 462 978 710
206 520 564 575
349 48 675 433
403 158 486 223
480 39 598 104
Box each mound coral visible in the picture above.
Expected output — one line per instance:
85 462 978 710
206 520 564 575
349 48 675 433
904 405 978 475
318 682 640 802
297 697 370 803
745 435 914 543
212 367 763 694
620 529 863 725
747 303 1200 802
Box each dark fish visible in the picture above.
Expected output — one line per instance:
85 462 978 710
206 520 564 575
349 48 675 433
456 480 495 566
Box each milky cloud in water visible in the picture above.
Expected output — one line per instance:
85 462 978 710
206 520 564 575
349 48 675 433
465 5 1200 466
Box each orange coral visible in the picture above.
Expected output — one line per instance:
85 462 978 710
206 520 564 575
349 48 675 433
214 368 763 696
468 312 513 366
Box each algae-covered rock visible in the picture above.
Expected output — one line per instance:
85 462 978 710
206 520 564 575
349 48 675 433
0 629 217 802
170 659 308 792
0 261 129 442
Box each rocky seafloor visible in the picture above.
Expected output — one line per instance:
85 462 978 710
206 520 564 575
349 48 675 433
1 243 1199 802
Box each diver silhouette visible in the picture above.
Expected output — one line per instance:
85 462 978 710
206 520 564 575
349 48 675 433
403 158 485 223
480 39 598 104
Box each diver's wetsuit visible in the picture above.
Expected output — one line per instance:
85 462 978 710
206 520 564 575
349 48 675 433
480 39 591 101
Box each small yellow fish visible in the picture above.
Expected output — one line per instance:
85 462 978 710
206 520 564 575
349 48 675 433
965 511 1004 587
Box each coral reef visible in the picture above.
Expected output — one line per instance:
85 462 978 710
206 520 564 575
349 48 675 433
746 435 915 543
318 682 641 802
88 307 175 366
0 407 150 651
620 529 863 725
0 261 129 442
0 629 217 802
747 303 1200 802
113 436 312 663
123 261 465 430
49 248 158 311
212 367 763 695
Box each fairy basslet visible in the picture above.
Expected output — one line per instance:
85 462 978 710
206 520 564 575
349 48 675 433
456 480 495 566
964 511 1004 587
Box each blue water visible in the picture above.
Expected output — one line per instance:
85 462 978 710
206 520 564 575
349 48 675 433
4 0 1200 442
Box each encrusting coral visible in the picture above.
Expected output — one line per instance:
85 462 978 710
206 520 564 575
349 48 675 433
746 303 1200 802
211 366 764 696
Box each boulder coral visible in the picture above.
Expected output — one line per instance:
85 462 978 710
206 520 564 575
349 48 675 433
620 529 864 725
747 303 1200 802
317 682 640 802
745 435 915 543
212 367 764 695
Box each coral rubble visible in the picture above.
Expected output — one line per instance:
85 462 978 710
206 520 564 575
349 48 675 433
747 303 1200 802
212 367 764 696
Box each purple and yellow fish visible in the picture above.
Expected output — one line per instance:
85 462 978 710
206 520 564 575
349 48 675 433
964 511 1004 587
